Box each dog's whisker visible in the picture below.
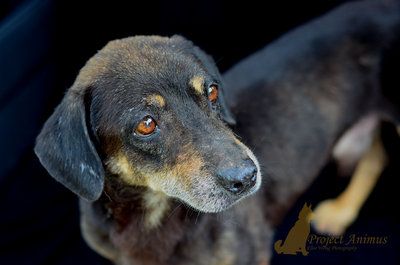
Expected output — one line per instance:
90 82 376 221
214 56 224 66
232 131 243 140
195 211 201 224
167 203 183 220
103 191 113 202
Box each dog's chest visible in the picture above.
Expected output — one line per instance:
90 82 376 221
85 198 272 265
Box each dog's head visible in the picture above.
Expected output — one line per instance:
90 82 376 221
35 35 261 213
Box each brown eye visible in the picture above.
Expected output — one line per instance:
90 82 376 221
135 116 156 136
208 84 218 102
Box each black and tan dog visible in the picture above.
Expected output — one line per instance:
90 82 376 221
35 36 269 265
35 0 400 264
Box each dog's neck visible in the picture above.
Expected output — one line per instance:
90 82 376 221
81 174 273 265
83 177 206 264
104 185 173 229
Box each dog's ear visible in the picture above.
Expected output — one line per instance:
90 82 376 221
34 90 104 201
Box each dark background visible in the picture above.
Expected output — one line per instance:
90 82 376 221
1 0 399 264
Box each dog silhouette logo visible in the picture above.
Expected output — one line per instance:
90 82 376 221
274 203 315 256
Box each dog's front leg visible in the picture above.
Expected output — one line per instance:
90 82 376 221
313 118 386 235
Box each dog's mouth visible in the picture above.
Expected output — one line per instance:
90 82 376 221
175 170 261 213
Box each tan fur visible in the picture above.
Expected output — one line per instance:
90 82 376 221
105 147 205 225
106 154 172 229
106 154 146 187
105 148 202 191
145 94 166 108
166 145 204 185
107 146 203 186
332 114 379 175
143 144 205 193
147 145 210 212
142 190 170 229
190 76 205 94
313 130 387 235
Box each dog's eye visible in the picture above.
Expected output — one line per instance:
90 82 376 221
135 116 156 136
208 84 218 102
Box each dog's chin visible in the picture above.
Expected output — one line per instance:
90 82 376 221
168 177 262 213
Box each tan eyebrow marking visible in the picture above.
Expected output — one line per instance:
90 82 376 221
190 76 205 95
145 94 166 108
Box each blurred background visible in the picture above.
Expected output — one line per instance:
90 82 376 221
1 0 398 264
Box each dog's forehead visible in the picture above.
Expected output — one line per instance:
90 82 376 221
78 36 223 126
87 36 203 82
75 36 218 101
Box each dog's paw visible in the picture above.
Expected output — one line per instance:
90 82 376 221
312 199 357 235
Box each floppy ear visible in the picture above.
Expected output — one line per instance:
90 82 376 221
34 90 104 201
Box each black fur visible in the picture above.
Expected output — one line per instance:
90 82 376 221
224 0 400 225
35 90 104 201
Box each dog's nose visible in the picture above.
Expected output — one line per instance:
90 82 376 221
217 161 258 195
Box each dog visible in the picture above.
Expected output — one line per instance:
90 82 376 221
35 35 270 265
274 203 314 256
35 0 400 264
223 0 400 237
